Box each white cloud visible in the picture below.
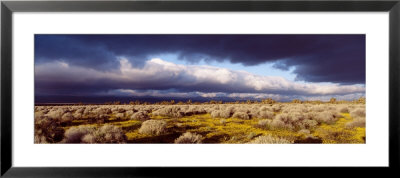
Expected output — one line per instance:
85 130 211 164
110 89 193 98
35 57 365 99
227 93 286 100
196 92 226 98
297 93 366 102
108 89 363 102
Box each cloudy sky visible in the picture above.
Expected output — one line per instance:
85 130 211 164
34 34 365 102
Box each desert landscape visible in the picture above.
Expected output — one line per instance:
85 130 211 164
34 98 365 144
34 34 366 144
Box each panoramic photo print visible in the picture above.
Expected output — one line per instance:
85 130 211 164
34 34 366 144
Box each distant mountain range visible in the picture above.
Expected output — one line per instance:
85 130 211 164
35 95 280 104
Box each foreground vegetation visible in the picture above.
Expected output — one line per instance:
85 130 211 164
34 102 366 144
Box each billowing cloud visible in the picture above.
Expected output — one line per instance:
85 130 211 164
35 34 365 84
35 58 365 101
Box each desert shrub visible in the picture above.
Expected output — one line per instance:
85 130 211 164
271 105 282 112
125 110 135 117
225 106 236 113
63 124 126 143
333 112 343 118
93 107 112 115
221 109 232 118
350 108 366 118
63 125 96 143
46 109 65 119
117 108 126 113
174 132 203 143
114 113 125 119
184 106 207 116
36 107 49 113
298 129 311 135
61 112 74 122
249 135 293 144
259 106 271 111
83 108 91 115
130 111 150 121
34 111 46 120
111 107 118 113
309 105 326 112
205 105 218 114
346 117 366 128
81 134 96 143
270 112 318 131
296 119 318 130
313 111 339 124
232 111 250 119
257 111 274 119
152 106 185 118
34 117 64 143
275 113 297 123
83 124 127 143
210 110 219 118
94 114 108 121
34 135 48 144
210 110 231 118
339 107 349 113
235 107 249 113
139 120 167 135
282 105 308 113
270 119 293 130
73 112 83 119
75 108 85 114
258 119 272 129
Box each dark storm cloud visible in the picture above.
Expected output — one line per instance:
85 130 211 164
35 34 365 84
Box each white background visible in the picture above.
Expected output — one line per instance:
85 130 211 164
13 12 388 167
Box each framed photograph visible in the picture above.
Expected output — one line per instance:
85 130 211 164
1 0 399 177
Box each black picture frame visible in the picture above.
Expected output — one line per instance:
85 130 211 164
1 0 399 177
